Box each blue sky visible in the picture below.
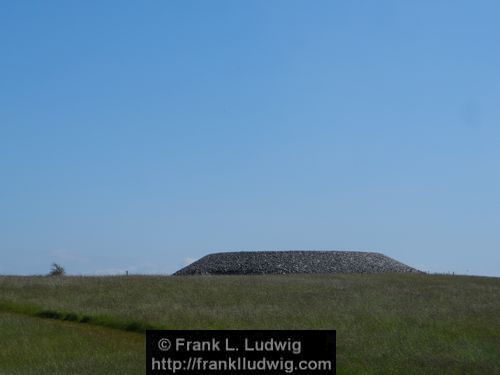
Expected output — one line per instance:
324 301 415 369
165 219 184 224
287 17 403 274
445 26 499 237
1 1 499 276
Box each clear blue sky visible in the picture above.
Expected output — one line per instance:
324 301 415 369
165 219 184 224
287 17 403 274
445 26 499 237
1 1 499 276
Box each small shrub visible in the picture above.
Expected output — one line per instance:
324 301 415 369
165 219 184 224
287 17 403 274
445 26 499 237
48 263 66 276
80 315 92 323
37 310 62 319
125 321 142 332
63 313 79 321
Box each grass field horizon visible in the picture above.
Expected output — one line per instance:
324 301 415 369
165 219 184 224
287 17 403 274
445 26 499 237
1 273 499 374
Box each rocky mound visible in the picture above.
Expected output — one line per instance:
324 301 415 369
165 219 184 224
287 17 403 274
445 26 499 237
173 251 420 275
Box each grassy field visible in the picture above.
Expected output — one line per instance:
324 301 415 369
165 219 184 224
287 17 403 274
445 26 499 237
0 312 143 375
0 273 499 374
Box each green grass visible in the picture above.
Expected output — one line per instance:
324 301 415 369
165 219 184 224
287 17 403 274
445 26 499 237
0 300 155 333
0 273 499 374
0 312 143 375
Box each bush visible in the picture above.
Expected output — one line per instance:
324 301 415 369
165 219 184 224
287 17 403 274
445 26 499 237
37 310 62 319
48 263 66 276
80 315 92 323
63 313 79 321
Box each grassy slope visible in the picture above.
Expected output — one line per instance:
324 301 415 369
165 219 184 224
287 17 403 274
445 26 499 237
0 273 499 374
0 312 143 375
